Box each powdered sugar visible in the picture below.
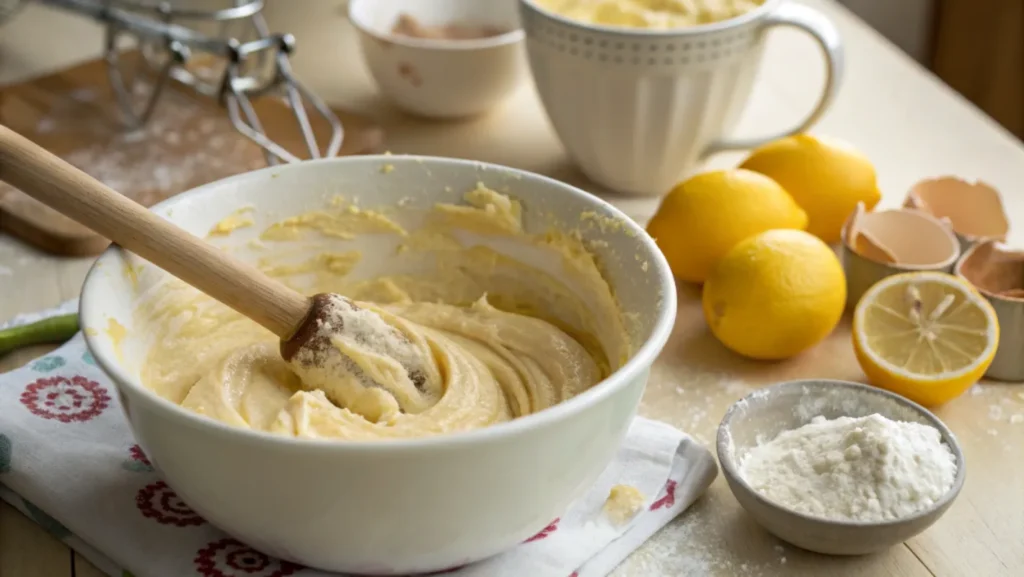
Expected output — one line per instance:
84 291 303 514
739 414 957 522
989 404 1003 420
642 364 757 445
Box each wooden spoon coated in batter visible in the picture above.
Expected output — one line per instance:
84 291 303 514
0 125 430 416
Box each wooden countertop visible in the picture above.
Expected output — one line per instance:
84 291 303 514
2 1 1023 576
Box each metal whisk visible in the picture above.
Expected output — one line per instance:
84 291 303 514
36 0 343 165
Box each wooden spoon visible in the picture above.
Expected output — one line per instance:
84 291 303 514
0 125 430 414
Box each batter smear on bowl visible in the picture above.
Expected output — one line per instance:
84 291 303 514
391 14 509 41
137 185 630 440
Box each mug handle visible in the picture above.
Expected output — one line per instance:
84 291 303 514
706 1 844 153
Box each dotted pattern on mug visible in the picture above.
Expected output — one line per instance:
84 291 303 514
521 9 760 67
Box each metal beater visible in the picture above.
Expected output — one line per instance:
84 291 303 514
35 0 343 165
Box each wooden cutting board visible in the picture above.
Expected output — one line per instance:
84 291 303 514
0 55 386 256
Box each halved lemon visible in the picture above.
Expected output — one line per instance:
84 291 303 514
852 271 999 406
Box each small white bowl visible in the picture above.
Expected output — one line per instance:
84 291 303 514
349 0 527 119
80 155 676 574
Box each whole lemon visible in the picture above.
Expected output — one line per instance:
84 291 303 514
646 169 808 283
702 229 845 360
740 134 881 244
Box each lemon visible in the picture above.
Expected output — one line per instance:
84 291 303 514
740 134 881 244
852 272 998 406
702 229 845 360
646 169 808 283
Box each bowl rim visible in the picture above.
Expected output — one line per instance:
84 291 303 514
715 378 967 528
518 0 781 37
348 0 526 51
80 154 678 453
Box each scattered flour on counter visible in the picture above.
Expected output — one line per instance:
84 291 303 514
610 511 788 577
740 414 957 522
70 87 97 102
640 367 756 446
35 117 57 134
989 405 1003 420
25 86 262 208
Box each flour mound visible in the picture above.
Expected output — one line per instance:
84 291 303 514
739 414 957 522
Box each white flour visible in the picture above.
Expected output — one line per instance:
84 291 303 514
739 414 957 522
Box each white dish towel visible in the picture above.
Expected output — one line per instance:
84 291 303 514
0 302 718 577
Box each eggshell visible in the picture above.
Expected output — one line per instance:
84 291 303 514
841 204 961 307
844 202 897 264
956 240 1024 300
853 208 959 266
854 233 896 264
955 240 1024 381
905 177 1010 248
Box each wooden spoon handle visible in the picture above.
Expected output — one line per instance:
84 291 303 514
0 124 309 339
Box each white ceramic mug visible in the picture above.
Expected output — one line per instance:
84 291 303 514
519 0 843 196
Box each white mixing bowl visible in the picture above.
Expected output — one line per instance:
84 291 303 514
79 156 676 574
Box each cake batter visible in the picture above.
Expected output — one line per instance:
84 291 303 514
137 185 628 441
535 0 765 29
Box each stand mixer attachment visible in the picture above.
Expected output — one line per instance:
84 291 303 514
38 0 343 165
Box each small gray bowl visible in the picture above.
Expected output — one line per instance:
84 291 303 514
716 379 966 556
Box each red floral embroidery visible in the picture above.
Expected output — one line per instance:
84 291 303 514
129 444 151 467
20 375 110 423
194 538 301 577
650 479 678 511
137 481 204 526
569 572 580 577
524 518 560 543
123 444 155 473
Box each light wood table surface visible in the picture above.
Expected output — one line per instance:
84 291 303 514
2 1 1023 576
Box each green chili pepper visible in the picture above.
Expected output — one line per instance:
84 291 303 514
0 313 80 355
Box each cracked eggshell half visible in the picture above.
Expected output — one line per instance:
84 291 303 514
841 203 961 308
956 240 1024 381
904 177 1010 251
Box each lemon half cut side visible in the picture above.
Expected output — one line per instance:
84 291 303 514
852 272 999 406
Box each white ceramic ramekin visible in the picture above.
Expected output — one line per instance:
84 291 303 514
79 155 676 574
349 0 527 118
519 0 843 196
